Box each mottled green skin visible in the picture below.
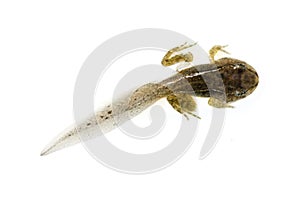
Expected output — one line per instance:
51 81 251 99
160 57 259 103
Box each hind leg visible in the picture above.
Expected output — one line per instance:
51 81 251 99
167 94 201 120
161 42 197 67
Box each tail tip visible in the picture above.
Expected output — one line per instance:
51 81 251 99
40 146 53 156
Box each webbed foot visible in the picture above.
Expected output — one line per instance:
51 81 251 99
167 94 201 120
161 42 197 67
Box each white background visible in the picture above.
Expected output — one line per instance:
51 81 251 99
1 0 300 199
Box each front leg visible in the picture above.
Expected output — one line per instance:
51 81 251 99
209 45 230 63
161 42 197 67
208 97 234 108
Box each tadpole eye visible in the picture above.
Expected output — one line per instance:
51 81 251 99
235 89 247 97
235 64 246 73
237 68 244 74
239 63 246 68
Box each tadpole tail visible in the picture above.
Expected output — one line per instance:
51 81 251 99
40 83 171 156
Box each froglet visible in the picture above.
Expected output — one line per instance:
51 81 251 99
40 44 259 156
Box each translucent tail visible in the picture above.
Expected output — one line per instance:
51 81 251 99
40 83 170 156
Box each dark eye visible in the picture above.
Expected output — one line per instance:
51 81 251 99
235 89 247 97
235 63 245 71
237 68 244 74
239 63 246 68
